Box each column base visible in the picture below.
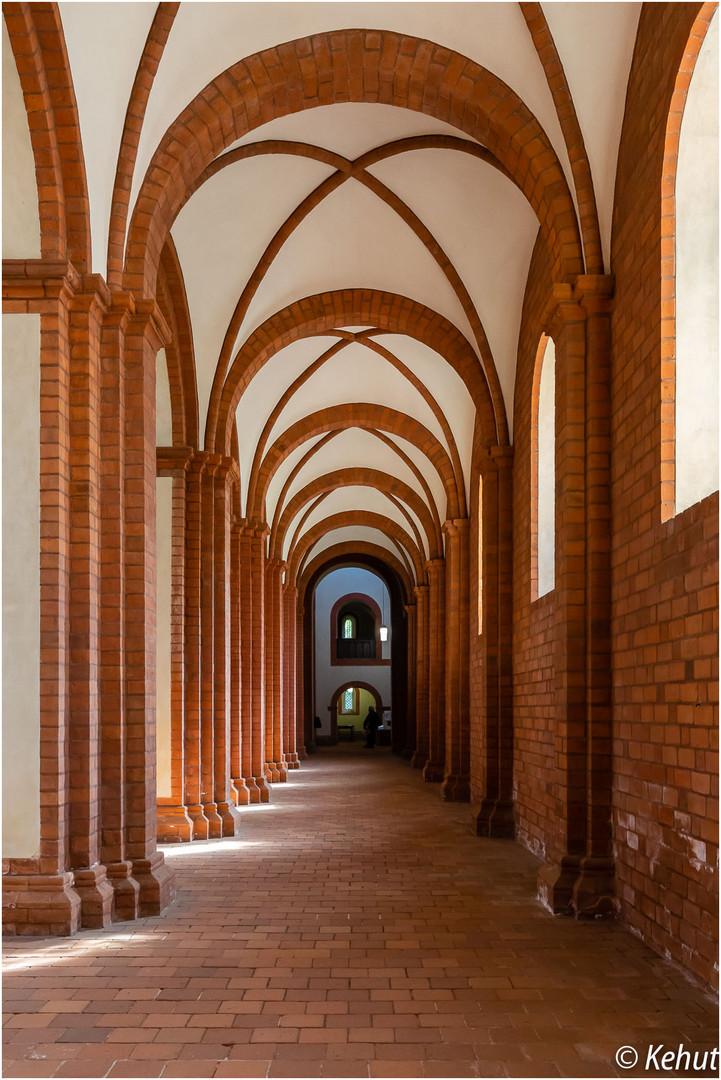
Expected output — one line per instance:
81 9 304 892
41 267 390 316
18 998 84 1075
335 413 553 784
411 749 427 770
105 861 140 922
131 851 175 916
156 803 194 843
216 800 242 837
440 773 470 802
231 778 252 805
473 798 516 839
73 865 115 928
186 804 210 839
401 746 415 761
422 760 444 783
2 871 81 936
202 802 223 838
538 854 615 917
286 752 300 770
252 775 271 802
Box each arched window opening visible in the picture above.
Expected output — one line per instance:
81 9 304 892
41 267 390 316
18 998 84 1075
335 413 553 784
335 599 379 660
531 335 556 600
477 475 483 635
662 7 719 520
340 687 358 715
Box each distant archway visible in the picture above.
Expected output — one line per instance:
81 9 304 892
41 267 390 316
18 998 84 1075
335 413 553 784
327 681 385 744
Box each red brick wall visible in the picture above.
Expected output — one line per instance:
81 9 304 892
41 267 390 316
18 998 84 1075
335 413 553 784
610 3 718 987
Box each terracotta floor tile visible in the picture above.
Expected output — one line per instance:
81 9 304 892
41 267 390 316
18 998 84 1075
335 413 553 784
3 747 718 1080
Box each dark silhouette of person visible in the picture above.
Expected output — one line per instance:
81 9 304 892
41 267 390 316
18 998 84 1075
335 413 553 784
363 706 381 749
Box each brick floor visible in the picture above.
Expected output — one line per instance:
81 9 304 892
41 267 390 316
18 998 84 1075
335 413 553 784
3 745 718 1078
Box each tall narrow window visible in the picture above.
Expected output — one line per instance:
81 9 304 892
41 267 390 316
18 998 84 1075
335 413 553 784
342 615 355 639
477 475 483 635
531 335 555 600
662 8 719 518
340 687 358 714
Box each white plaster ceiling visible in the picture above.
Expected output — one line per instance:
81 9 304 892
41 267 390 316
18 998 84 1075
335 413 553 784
2 23 40 258
542 2 642 270
230 179 477 355
276 428 434 519
38 3 645 573
58 1 156 274
303 525 416 576
283 485 427 564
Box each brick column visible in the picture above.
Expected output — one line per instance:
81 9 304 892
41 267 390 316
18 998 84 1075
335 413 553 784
67 279 115 927
536 277 615 916
284 584 300 768
240 522 270 801
411 584 429 769
182 455 210 837
212 457 242 835
402 599 417 759
156 449 194 841
422 559 446 783
265 560 288 782
123 301 174 914
2 260 82 935
296 601 308 760
198 459 223 836
229 517 252 803
474 446 516 837
98 295 139 914
441 519 471 802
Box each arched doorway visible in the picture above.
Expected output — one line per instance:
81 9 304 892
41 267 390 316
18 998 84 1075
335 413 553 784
327 681 385 745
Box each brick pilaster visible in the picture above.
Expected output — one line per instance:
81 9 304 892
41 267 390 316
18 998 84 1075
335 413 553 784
441 519 471 802
402 599 417 759
411 584 429 770
422 559 446 783
536 276 615 916
474 446 516 837
284 585 300 768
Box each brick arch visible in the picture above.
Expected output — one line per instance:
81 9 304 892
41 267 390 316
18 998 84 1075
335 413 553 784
330 592 383 664
328 680 385 735
251 405 461 524
4 3 91 271
288 511 425 586
157 236 199 449
198 137 508 447
659 2 718 521
123 29 583 298
298 544 413 601
216 289 497 461
246 328 468 519
270 467 442 562
106 2 179 287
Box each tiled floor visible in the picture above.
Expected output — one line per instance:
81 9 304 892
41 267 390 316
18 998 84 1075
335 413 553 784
3 745 718 1079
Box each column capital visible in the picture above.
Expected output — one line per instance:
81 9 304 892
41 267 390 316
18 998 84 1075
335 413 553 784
413 583 428 601
572 273 615 316
425 557 445 580
541 283 585 339
127 296 171 351
2 256 81 310
156 445 194 475
238 517 270 540
478 444 514 473
442 517 469 537
68 273 112 318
